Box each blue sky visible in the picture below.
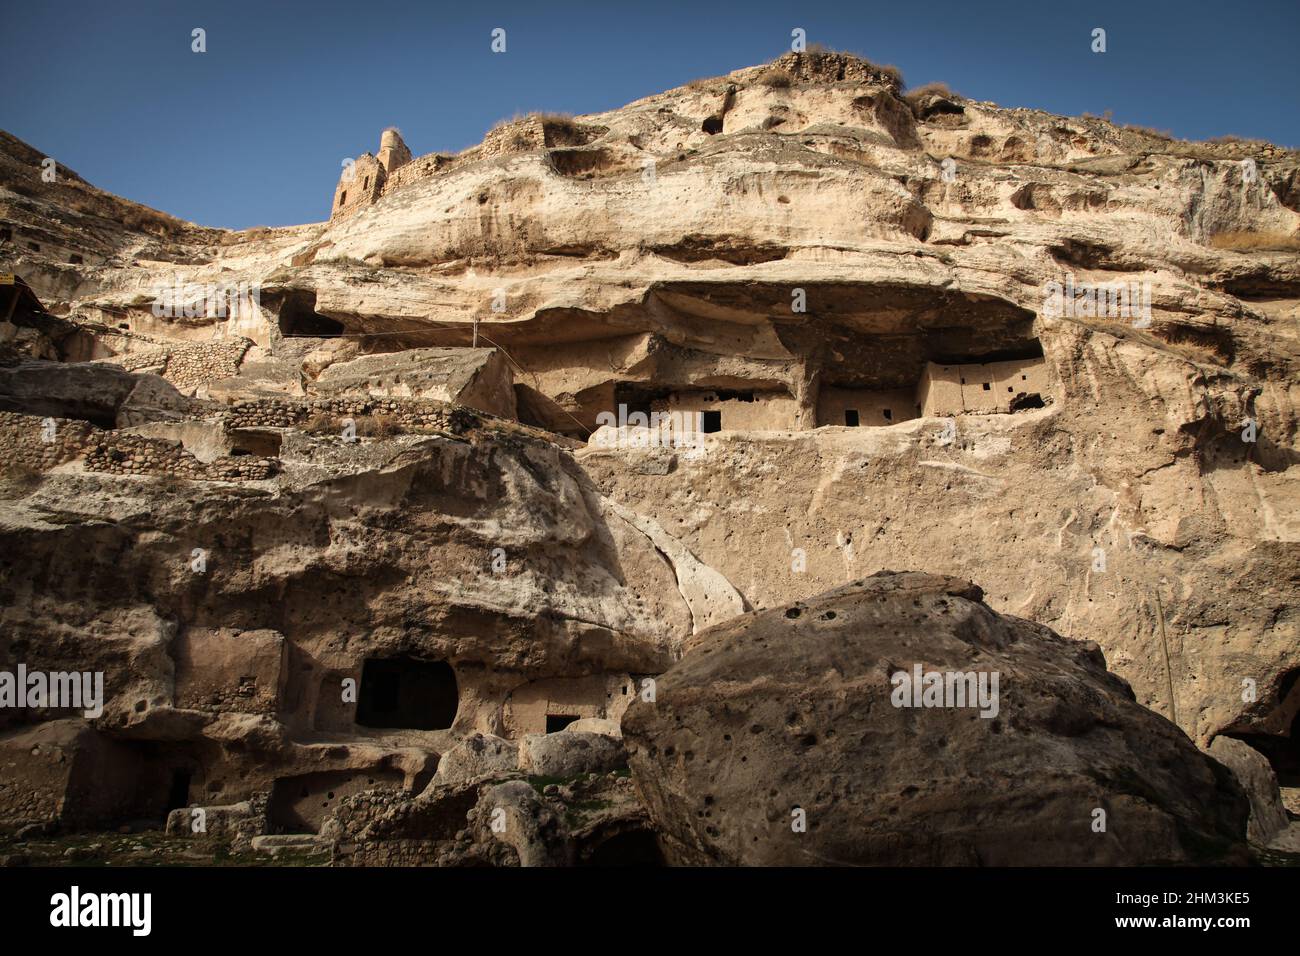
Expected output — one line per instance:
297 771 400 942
3 0 1296 230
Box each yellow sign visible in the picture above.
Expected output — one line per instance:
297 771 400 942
0 275 14 285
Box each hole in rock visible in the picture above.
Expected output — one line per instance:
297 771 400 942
275 290 344 338
546 714 581 733
356 657 458 730
166 769 192 814
1009 393 1046 411
585 828 666 866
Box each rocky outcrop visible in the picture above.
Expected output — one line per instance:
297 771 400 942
0 360 199 427
622 571 1250 866
0 50 1296 866
1208 735 1290 845
518 730 625 778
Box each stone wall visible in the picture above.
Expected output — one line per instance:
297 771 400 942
383 152 458 193
222 396 469 434
83 431 278 481
0 411 277 482
0 721 145 832
651 389 800 433
108 339 250 393
329 116 604 219
502 673 634 737
330 153 384 221
173 628 288 715
916 356 1050 417
0 410 98 470
478 117 548 159
817 386 919 427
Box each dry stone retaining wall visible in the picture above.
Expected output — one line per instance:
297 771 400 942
0 411 276 482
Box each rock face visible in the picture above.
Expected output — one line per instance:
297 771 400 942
623 572 1249 866
518 730 626 778
1208 735 1290 845
0 50 1297 865
0 360 198 427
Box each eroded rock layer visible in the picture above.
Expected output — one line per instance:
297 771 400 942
1 50 1297 864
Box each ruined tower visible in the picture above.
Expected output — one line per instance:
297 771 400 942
330 128 411 221
377 127 411 176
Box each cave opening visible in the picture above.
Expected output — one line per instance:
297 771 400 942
584 828 666 866
1226 666 1300 787
165 769 192 815
356 657 458 730
275 290 345 338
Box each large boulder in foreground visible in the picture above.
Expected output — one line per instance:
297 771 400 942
622 571 1249 866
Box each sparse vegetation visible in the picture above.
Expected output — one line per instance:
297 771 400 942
765 46 905 89
491 111 579 134
357 414 399 438
904 82 957 109
1120 123 1175 141
686 76 723 92
905 81 952 101
301 411 336 435
533 112 578 132
756 67 794 89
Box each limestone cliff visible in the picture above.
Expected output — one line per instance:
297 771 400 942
1 50 1297 864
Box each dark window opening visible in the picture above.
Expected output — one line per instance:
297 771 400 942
165 769 192 814
843 409 860 427
981 382 991 391
228 428 282 458
339 190 347 206
702 115 723 135
701 410 722 433
363 176 370 189
882 408 892 421
546 714 580 733
356 657 458 730
0 227 11 242
28 242 40 251
69 253 83 264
